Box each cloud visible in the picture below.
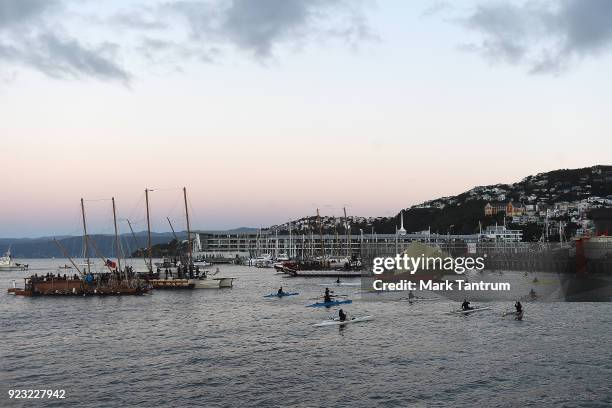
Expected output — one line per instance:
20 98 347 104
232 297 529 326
1 0 374 83
0 0 57 27
0 0 130 83
456 0 612 74
24 34 130 82
164 0 374 59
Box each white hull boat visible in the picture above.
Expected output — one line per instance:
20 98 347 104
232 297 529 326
189 276 235 289
0 248 28 271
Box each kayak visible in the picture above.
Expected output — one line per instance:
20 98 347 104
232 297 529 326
448 306 492 315
307 299 353 308
263 292 299 298
503 310 524 320
400 297 439 302
314 315 373 327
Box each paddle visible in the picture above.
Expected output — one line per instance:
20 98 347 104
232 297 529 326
309 293 349 300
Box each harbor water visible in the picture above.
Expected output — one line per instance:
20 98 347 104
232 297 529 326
2 260 611 407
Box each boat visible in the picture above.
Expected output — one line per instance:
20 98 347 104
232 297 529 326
314 315 373 327
189 274 235 289
275 253 290 262
154 257 180 268
0 247 29 271
263 291 299 298
306 299 353 308
193 258 212 267
447 306 492 315
399 297 440 302
9 269 150 296
246 254 274 268
275 257 363 277
139 188 236 290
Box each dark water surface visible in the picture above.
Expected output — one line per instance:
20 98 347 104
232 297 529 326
2 260 611 407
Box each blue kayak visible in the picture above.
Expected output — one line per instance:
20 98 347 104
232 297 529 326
263 292 299 298
307 299 352 308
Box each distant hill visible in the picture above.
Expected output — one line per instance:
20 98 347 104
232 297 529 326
0 232 183 259
269 165 612 240
1 228 263 258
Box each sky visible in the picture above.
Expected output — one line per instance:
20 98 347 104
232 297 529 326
1 0 612 238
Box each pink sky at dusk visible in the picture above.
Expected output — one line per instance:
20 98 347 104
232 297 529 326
2 1 612 237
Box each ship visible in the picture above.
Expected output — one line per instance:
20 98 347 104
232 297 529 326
9 269 148 296
8 197 148 296
135 187 235 289
0 247 29 271
275 256 363 277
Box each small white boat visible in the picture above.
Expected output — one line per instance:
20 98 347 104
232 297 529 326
275 253 290 262
245 254 274 268
188 277 235 288
0 248 28 271
193 259 212 267
314 315 373 327
188 269 235 288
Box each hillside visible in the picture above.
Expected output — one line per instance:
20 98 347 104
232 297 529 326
0 232 184 259
269 165 612 240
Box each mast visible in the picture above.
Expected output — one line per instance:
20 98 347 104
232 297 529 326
145 188 152 272
167 217 182 264
183 187 192 264
317 209 324 258
334 225 338 256
288 221 292 259
167 217 179 242
112 197 122 274
127 219 148 267
53 239 83 275
80 198 90 274
344 207 351 257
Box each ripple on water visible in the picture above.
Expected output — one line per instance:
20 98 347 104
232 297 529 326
1 262 611 407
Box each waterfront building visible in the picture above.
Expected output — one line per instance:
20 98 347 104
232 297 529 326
192 230 512 262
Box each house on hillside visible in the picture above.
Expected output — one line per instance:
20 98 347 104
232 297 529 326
484 202 525 217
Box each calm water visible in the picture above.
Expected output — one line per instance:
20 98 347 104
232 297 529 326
2 260 611 407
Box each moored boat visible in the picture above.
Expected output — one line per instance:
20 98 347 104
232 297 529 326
9 270 149 296
0 248 29 271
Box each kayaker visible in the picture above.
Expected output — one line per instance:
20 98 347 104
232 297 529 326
324 287 332 303
339 309 347 322
408 290 415 299
461 299 473 311
336 277 341 284
278 286 284 295
515 301 522 314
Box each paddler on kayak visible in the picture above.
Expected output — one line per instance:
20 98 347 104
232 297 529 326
277 286 284 296
324 287 332 303
336 277 341 284
408 290 415 300
461 299 473 311
514 301 522 314
338 309 347 322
